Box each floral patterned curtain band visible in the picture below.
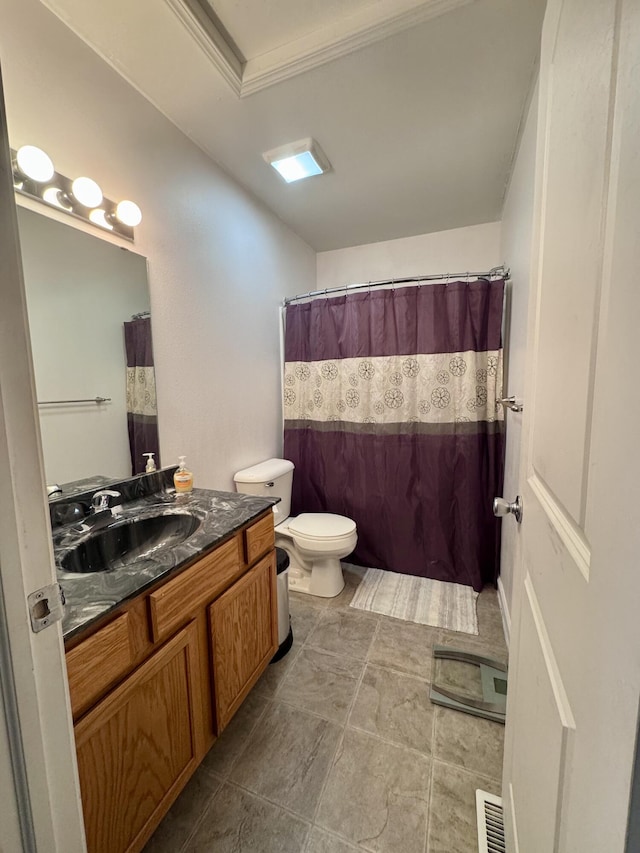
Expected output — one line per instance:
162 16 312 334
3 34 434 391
284 350 503 426
126 366 157 417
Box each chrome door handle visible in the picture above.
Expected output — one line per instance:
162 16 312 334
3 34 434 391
493 495 523 523
497 396 523 412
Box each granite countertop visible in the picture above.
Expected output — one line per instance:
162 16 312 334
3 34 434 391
55 482 277 643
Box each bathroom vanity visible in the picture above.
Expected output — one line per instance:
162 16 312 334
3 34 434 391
54 473 277 853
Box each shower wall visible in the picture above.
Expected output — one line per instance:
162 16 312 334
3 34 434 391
316 221 501 289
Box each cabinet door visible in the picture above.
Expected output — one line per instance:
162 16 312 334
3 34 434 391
210 551 277 731
74 621 203 853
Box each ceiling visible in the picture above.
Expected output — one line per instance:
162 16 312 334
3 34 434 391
41 0 546 251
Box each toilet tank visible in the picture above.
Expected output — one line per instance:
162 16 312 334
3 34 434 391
233 458 294 526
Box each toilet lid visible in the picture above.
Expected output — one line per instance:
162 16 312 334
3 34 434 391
288 513 356 540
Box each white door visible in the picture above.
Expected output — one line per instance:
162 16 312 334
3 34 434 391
502 1 640 851
0 68 86 851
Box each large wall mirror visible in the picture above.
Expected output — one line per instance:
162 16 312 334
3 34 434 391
17 206 156 488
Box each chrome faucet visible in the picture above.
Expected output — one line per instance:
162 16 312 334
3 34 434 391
71 489 122 534
91 489 122 515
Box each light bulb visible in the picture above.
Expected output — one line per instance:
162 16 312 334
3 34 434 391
89 209 113 231
115 200 142 227
71 176 103 207
42 186 72 210
15 145 55 182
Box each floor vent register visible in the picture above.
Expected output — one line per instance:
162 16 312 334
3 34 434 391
476 790 506 853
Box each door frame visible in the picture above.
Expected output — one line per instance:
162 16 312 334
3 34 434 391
0 66 86 851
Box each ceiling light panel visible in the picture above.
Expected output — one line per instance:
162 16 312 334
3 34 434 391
263 138 331 183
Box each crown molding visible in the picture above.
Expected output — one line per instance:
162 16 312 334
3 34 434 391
240 0 475 97
164 0 243 96
165 0 474 98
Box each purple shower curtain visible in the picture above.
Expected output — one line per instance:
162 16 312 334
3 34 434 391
283 280 505 591
124 317 160 475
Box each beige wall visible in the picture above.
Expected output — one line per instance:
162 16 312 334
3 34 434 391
499 80 539 630
317 221 502 289
1 0 315 490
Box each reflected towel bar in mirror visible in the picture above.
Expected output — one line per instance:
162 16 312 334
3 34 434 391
38 396 111 406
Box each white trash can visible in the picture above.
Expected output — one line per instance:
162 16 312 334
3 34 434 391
272 547 293 662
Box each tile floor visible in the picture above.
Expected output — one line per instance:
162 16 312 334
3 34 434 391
145 565 508 853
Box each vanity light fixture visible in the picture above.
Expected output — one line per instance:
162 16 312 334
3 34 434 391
11 145 142 241
14 145 55 183
88 209 114 231
71 176 103 208
42 186 72 211
114 200 142 227
263 138 331 183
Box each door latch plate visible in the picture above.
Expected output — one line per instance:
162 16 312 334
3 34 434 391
28 583 65 633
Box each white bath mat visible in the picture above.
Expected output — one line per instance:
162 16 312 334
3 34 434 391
349 567 479 634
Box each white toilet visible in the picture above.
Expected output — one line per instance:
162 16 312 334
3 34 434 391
233 458 357 598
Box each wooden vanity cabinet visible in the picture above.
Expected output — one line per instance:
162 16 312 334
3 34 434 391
74 621 202 853
65 511 277 853
210 550 278 730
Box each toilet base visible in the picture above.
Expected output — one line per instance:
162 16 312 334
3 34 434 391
288 556 345 598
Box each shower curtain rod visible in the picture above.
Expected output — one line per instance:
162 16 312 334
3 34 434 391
283 264 510 305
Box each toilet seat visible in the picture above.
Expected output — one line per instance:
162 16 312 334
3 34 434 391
287 513 356 540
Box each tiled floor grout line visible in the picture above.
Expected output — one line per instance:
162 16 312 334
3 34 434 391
270 690 360 727
218 694 273 777
344 719 434 760
307 615 382 835
179 774 224 853
304 825 362 853
221 777 316 830
179 700 275 851
295 606 363 853
423 649 440 853
432 756 504 787
362 659 437 685
423 771 433 853
304 642 370 666
305 730 347 845
259 644 306 700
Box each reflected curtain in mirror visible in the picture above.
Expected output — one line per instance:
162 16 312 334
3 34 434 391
283 280 506 591
124 317 159 474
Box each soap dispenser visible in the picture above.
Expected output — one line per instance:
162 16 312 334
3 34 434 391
143 452 156 473
174 456 194 494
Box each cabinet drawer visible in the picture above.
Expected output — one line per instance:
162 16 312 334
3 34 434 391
244 513 275 565
66 612 133 719
149 536 242 642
